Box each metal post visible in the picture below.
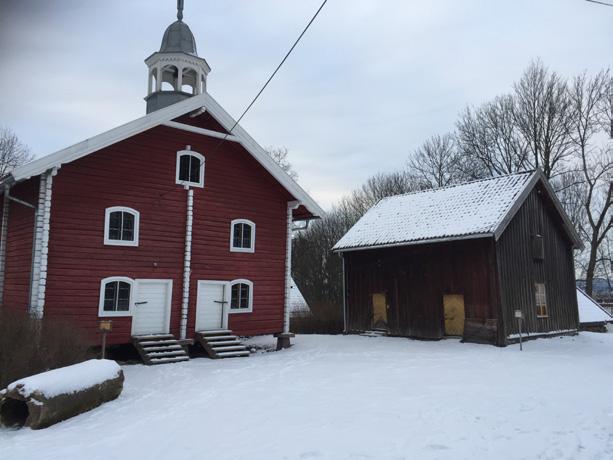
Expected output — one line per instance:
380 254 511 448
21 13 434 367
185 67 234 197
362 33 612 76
518 316 523 351
101 332 107 360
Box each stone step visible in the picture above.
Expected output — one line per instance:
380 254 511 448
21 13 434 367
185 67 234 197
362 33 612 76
147 350 188 358
140 344 183 352
133 334 175 341
211 345 248 352
198 329 232 336
205 335 238 342
216 350 250 358
149 356 190 364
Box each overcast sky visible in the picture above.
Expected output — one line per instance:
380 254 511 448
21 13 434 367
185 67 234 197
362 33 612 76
0 0 610 208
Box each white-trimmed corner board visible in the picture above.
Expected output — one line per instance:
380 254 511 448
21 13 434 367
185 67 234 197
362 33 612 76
98 276 134 317
230 219 256 253
104 206 140 247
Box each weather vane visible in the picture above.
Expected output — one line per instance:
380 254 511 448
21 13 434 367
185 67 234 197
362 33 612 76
177 0 184 21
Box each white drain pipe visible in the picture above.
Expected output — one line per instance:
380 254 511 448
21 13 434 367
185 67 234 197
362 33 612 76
180 186 194 340
283 200 300 334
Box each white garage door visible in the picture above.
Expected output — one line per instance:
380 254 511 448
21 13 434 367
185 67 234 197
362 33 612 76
132 280 172 336
196 281 228 331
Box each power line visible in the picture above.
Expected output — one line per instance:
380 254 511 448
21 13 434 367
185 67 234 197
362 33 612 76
228 0 328 134
585 0 613 7
159 0 328 198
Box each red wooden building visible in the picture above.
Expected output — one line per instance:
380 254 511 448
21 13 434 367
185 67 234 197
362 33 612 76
0 6 322 362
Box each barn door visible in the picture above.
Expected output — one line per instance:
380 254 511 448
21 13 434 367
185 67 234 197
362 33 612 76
443 294 465 336
372 292 388 330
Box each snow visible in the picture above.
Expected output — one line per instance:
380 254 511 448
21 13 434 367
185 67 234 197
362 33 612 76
334 171 534 251
5 359 122 399
2 334 613 459
290 277 310 314
577 287 612 324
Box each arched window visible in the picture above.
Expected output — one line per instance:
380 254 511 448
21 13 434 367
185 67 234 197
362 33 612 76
229 279 253 313
99 276 133 316
230 219 255 253
176 149 205 187
104 207 140 246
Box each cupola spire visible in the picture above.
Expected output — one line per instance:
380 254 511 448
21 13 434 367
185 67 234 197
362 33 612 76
177 0 184 21
144 1 211 113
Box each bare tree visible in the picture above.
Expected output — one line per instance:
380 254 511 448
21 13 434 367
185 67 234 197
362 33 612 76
407 133 461 188
0 127 33 177
513 60 573 178
564 70 612 295
293 171 421 319
267 146 298 181
456 95 530 178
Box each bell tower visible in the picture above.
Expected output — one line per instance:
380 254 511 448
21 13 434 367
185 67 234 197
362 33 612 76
145 0 211 113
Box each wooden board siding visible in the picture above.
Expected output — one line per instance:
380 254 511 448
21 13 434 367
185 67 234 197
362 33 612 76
2 178 39 310
43 121 296 345
496 185 579 341
343 238 499 341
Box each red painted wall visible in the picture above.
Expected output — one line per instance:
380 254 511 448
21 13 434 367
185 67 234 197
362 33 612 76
44 122 297 344
2 178 39 310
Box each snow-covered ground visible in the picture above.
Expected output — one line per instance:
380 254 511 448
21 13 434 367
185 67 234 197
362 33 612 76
2 332 613 460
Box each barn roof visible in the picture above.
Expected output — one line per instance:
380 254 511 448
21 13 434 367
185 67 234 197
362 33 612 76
290 278 311 314
4 92 323 219
577 287 612 324
333 170 582 252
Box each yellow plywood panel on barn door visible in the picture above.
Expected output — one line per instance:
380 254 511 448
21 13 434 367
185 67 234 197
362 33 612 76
372 292 388 329
444 294 465 336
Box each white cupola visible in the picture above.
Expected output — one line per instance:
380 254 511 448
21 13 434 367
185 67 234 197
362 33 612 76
144 0 211 113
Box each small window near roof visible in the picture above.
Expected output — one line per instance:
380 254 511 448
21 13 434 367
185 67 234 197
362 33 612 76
230 219 255 253
104 207 139 246
230 279 253 313
99 277 133 316
176 149 205 188
535 283 548 318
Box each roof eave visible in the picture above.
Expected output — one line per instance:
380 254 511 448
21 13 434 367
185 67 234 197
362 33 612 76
492 169 584 250
333 232 494 253
10 92 324 218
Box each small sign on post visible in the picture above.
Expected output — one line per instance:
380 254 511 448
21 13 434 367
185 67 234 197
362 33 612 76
514 309 523 351
99 320 113 359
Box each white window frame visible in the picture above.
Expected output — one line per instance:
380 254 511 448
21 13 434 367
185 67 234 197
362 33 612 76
230 219 256 253
535 282 548 318
229 279 254 313
104 206 140 247
175 149 205 188
98 276 134 317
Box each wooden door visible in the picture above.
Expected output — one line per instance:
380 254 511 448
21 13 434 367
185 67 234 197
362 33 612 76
195 281 229 331
372 292 388 329
132 280 173 336
443 294 465 336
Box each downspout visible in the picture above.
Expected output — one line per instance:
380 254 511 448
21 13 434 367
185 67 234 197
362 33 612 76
180 186 194 340
342 253 347 333
0 184 11 304
283 200 300 334
30 174 47 313
34 168 56 319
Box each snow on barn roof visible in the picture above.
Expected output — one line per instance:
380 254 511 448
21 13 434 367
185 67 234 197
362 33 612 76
577 288 612 325
333 170 582 252
290 278 311 314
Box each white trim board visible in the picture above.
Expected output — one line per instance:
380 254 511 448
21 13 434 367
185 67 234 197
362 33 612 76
7 92 323 218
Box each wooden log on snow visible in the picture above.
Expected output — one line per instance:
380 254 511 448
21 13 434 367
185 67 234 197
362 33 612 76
0 359 124 429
